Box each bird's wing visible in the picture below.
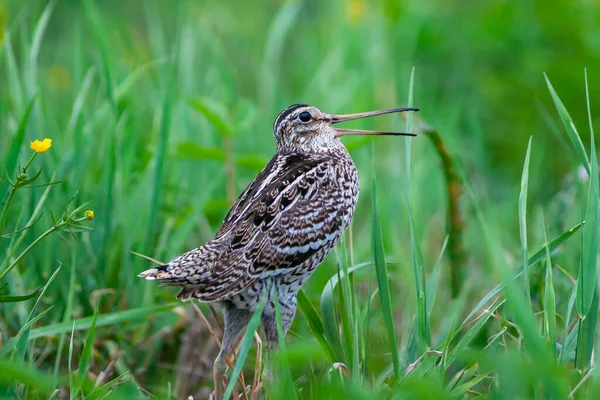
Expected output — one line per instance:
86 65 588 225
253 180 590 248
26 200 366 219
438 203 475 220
214 155 281 238
139 152 353 302
193 152 351 301
216 153 332 234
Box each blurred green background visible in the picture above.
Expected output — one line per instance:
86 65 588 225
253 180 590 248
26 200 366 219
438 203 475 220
1 0 599 398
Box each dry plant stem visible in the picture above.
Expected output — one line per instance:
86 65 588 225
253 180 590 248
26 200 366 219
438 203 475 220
555 264 577 285
210 304 225 332
405 350 443 376
192 301 248 398
129 250 164 265
423 126 466 298
191 302 226 359
48 389 60 400
251 332 263 400
569 367 595 399
95 353 121 387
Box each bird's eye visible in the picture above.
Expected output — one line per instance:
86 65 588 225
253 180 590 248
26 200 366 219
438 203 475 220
298 111 312 122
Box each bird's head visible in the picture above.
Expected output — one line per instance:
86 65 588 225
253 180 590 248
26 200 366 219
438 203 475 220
272 104 419 153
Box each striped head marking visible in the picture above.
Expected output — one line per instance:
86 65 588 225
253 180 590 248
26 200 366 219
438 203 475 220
272 104 420 153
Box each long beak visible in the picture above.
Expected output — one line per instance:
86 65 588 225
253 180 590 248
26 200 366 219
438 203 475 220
334 129 416 137
331 107 419 138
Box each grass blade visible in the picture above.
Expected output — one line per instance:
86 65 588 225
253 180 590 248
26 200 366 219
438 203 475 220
444 300 503 369
0 96 36 205
11 266 61 362
448 372 490 397
463 222 582 324
73 310 98 398
3 33 24 114
576 295 599 370
54 255 78 381
561 323 579 364
541 215 557 359
559 286 577 363
188 98 233 137
426 235 449 315
144 54 176 261
372 170 400 380
223 297 265 400
28 0 56 79
0 359 54 394
68 323 75 399
544 73 590 172
320 262 371 361
66 66 96 137
297 289 336 362
31 303 176 338
575 100 598 319
270 292 297 400
402 68 429 351
406 199 429 348
575 69 599 369
1 304 177 355
519 136 532 309
336 239 359 377
83 0 118 275
0 287 41 303
404 66 415 192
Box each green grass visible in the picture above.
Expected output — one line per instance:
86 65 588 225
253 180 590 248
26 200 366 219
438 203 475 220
1 0 600 399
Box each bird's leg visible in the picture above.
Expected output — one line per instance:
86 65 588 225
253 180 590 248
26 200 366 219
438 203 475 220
213 302 253 400
260 294 298 383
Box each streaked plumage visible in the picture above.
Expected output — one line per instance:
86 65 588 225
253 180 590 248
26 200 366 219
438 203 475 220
142 150 357 301
138 103 418 399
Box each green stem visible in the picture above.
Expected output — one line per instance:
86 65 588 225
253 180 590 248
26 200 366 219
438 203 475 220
22 152 38 172
0 187 17 236
0 216 86 281
0 153 37 236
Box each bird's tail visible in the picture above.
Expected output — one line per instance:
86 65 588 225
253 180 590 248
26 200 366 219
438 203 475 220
137 244 252 301
138 264 183 284
138 263 223 301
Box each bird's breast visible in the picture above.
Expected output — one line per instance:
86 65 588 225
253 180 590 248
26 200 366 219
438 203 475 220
330 155 360 228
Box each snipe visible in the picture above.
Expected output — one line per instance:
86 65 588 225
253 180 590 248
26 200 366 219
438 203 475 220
139 103 418 399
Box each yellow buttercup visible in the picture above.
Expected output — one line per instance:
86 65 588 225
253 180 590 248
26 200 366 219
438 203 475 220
30 138 52 153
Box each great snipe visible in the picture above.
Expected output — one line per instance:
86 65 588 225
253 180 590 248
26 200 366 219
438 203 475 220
139 104 418 398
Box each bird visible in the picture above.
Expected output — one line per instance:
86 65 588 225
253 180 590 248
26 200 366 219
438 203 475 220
138 103 418 398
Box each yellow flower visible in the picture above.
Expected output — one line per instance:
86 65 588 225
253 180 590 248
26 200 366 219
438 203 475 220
30 138 52 153
85 210 95 221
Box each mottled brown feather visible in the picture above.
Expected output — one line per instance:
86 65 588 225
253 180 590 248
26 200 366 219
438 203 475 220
138 104 379 315
142 151 356 303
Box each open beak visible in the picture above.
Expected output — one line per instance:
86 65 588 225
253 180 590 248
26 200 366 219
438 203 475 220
331 107 419 138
